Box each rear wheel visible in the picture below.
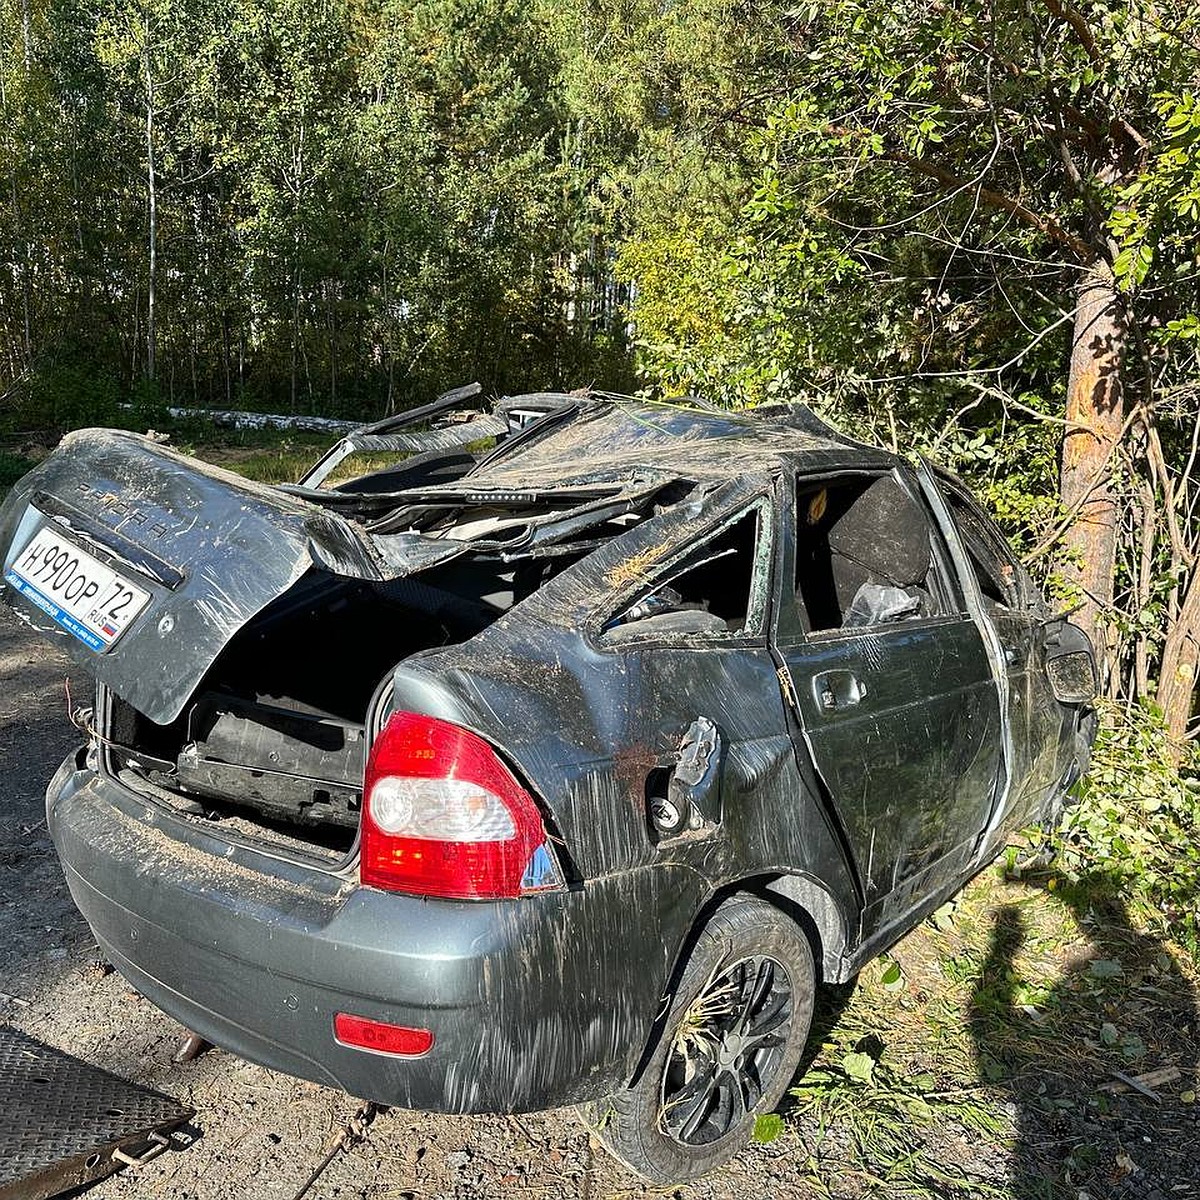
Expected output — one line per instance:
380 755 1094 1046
579 894 815 1184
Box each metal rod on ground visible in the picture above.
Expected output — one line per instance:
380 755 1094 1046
291 1101 381 1200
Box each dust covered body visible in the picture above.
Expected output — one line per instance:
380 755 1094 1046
0 390 1096 1183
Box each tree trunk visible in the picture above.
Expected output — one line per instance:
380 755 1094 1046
1059 261 1127 683
1159 569 1200 747
1134 479 1155 698
143 17 157 383
11 173 30 370
20 0 31 69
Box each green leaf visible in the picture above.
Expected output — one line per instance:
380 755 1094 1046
1100 1021 1119 1045
1090 959 1123 978
753 1112 784 1143
1121 1034 1147 1060
880 960 903 990
842 1050 876 1083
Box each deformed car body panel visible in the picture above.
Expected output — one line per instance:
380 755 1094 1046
46 753 712 1112
0 429 418 723
5 390 1097 1124
385 474 861 969
0 409 695 725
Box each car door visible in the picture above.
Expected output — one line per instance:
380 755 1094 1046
929 469 1066 833
774 468 1004 944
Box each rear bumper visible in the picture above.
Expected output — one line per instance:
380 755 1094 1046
47 754 706 1113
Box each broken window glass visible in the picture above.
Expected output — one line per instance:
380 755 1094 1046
603 509 762 642
940 489 1022 609
794 474 945 633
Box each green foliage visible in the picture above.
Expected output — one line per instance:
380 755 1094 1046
751 1112 784 1144
791 1037 1006 1195
0 0 634 427
1112 91 1200 291
1057 702 1200 957
588 1 1200 598
0 453 34 491
6 363 123 433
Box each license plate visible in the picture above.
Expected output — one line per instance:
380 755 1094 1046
5 525 151 652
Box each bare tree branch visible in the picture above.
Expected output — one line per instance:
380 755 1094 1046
825 124 1095 261
1044 0 1102 64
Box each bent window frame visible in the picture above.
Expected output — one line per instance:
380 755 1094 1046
592 496 775 647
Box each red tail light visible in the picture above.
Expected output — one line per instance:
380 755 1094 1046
360 711 565 900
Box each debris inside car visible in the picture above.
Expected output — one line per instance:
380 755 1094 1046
0 387 1097 1183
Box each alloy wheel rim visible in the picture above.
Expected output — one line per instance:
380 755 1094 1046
660 954 794 1147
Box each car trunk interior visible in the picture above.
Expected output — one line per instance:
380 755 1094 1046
98 554 560 865
74 411 699 866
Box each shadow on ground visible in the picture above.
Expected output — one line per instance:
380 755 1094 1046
970 875 1200 1199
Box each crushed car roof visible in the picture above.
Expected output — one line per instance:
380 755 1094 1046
467 395 898 488
0 389 900 724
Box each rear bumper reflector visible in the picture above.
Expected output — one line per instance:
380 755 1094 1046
333 1013 434 1058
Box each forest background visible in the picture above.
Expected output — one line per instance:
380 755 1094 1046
1 0 1199 953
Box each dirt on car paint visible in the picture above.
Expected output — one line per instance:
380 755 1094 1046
0 609 831 1200
5 606 1200 1199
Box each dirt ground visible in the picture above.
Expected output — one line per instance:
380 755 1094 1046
3 605 1199 1200
0 609 822 1200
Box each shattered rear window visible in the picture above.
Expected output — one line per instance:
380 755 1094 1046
600 501 772 643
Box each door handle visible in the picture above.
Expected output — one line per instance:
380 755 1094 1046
812 670 868 711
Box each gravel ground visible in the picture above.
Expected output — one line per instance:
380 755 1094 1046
0 609 819 1200
4 605 1197 1200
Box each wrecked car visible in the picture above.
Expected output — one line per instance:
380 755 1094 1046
0 387 1097 1183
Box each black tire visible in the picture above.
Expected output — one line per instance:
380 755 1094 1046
579 894 816 1184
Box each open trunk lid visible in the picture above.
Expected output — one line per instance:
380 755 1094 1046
1 399 703 729
0 429 400 725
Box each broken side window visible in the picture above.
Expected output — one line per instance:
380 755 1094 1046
939 487 1025 609
794 473 947 633
602 506 767 643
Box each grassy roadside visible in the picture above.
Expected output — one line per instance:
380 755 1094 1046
780 858 1199 1198
168 424 336 483
780 707 1200 1199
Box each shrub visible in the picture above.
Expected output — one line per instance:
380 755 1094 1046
0 453 35 490
1056 701 1200 960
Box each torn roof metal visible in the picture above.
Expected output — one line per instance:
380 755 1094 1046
467 395 897 488
289 392 899 520
0 388 892 723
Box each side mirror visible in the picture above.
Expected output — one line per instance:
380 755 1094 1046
1043 619 1097 705
1046 651 1097 705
